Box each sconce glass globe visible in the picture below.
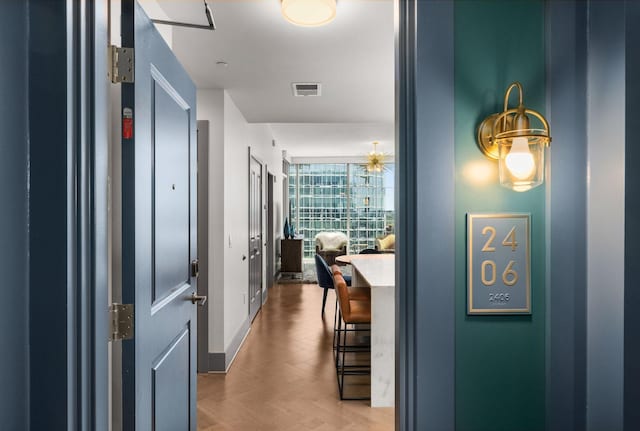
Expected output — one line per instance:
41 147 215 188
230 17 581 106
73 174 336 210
505 137 535 180
497 134 546 192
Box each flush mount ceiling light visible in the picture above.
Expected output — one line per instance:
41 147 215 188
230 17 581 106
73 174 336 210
476 82 551 192
366 141 385 173
281 0 337 27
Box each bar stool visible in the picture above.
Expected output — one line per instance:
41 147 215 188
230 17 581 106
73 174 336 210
330 265 370 349
333 273 371 400
331 264 370 300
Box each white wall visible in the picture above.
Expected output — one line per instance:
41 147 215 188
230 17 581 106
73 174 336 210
222 92 251 350
138 0 173 46
110 0 172 47
198 90 284 358
197 89 225 352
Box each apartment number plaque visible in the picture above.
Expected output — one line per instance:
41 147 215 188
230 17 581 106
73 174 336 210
467 213 531 315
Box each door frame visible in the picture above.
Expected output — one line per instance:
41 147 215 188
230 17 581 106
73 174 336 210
196 120 210 373
33 0 110 429
82 1 426 430
395 1 455 429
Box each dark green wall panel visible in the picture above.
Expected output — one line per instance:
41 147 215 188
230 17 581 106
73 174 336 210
454 1 546 430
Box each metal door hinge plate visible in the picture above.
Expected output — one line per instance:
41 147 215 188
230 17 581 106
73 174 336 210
109 45 134 84
109 303 134 341
191 259 199 278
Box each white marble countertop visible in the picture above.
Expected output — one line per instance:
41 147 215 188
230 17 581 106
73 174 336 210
349 254 395 288
347 253 395 407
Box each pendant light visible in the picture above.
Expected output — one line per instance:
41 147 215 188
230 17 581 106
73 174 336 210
366 141 385 173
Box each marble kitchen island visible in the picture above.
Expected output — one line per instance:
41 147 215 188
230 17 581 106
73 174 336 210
347 254 395 408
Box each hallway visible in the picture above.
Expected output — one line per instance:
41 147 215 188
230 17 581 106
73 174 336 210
196 284 394 431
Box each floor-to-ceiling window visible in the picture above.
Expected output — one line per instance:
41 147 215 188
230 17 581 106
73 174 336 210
289 163 395 258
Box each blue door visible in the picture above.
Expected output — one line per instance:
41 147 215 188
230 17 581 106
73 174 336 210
121 2 198 430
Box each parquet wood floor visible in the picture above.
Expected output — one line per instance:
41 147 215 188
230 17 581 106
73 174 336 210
197 283 395 431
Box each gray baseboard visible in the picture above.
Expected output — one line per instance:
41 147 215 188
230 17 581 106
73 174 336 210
207 353 225 372
206 316 251 372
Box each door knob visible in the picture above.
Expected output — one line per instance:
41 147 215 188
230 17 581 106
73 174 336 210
190 292 207 306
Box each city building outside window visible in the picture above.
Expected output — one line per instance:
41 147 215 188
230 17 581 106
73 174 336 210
289 163 395 258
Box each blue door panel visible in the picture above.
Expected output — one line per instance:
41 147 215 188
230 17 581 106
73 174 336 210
153 78 191 304
152 327 191 431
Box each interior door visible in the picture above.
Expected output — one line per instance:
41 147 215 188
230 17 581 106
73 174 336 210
267 172 275 289
249 155 263 320
121 2 198 430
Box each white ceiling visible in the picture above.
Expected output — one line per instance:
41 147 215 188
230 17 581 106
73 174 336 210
154 0 395 157
270 122 394 157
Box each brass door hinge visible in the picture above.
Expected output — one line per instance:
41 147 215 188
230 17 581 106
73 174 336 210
109 45 135 84
109 303 134 341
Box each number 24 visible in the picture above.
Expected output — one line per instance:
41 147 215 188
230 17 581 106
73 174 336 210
481 226 518 252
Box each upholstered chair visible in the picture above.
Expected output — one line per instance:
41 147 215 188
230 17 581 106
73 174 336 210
374 233 395 253
315 231 348 265
315 254 351 316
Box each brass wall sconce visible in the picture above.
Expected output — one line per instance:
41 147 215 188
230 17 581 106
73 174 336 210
477 82 551 192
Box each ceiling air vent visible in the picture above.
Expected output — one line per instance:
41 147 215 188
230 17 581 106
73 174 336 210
292 82 321 97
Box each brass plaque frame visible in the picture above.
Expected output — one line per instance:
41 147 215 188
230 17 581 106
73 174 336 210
467 213 531 315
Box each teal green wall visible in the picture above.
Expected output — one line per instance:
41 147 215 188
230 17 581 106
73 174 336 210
454 1 546 430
